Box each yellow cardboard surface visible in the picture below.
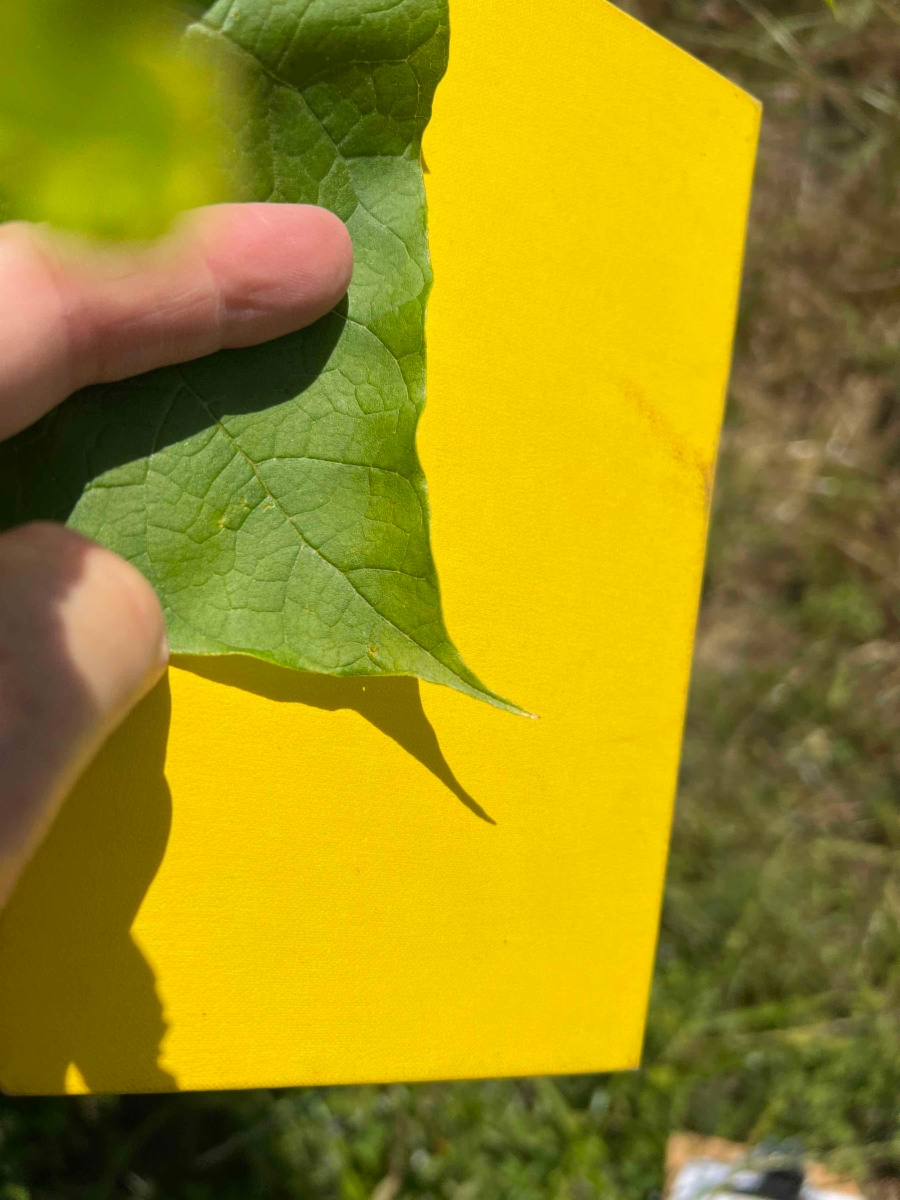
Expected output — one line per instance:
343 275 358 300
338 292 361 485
0 0 759 1094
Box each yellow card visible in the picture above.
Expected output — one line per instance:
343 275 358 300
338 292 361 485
0 0 759 1094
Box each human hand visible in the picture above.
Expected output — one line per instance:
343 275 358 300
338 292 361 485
0 203 353 906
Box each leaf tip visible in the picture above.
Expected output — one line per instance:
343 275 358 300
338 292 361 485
485 695 538 720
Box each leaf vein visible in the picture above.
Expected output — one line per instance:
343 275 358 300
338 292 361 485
173 368 446 668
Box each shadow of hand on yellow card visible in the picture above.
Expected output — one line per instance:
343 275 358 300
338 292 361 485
0 658 488 1094
0 680 176 1094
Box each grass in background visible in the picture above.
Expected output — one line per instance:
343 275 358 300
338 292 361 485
3 0 900 1195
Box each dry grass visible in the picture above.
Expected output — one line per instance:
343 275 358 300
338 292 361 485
626 0 900 1188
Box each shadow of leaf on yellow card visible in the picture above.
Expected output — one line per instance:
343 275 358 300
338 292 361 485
178 656 494 825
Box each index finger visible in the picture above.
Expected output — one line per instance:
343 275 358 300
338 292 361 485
0 203 354 441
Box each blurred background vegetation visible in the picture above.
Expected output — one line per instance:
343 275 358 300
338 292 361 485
4 0 900 1194
0 0 226 238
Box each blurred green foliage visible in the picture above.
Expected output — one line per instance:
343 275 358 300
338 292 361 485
3 0 900 1195
0 0 227 239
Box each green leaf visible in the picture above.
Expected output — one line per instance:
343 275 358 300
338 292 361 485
0 0 525 716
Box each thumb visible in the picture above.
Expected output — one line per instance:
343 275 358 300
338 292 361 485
0 523 167 907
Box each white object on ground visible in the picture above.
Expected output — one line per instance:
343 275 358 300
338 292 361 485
670 1159 863 1200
